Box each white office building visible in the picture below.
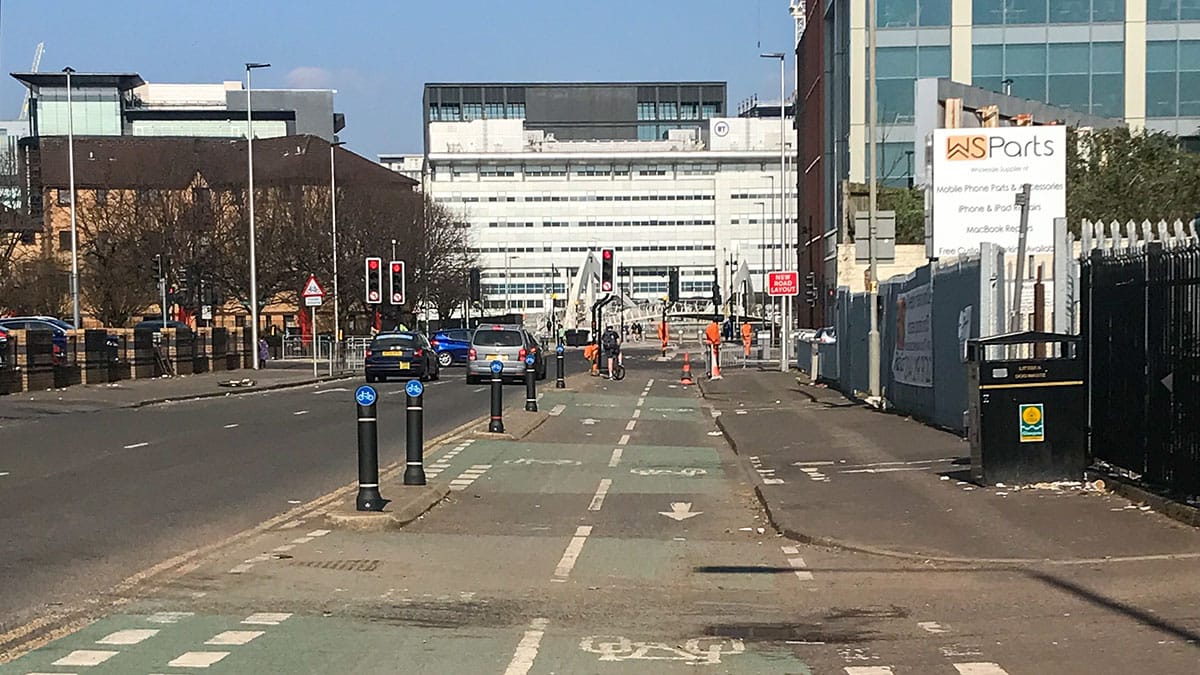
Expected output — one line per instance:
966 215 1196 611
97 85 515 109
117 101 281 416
384 115 796 313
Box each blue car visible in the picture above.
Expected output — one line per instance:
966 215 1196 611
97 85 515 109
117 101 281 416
430 328 472 368
0 316 73 363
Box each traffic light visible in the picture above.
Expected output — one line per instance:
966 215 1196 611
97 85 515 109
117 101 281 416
389 260 406 305
600 248 615 293
667 267 680 303
711 270 722 308
468 267 482 303
365 257 382 304
153 254 163 279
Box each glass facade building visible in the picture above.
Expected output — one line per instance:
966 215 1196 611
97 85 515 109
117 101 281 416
845 0 1200 186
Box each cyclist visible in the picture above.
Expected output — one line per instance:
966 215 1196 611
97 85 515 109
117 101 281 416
601 324 623 380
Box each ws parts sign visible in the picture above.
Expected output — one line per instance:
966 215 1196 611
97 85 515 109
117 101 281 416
892 283 933 388
930 126 1066 259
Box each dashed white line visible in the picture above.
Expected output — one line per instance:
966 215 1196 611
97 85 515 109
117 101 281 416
918 621 948 634
953 664 1009 675
97 629 159 645
168 651 230 668
631 409 641 419
293 410 309 416
473 386 488 393
53 650 118 667
307 529 331 537
223 423 240 429
636 397 646 407
608 448 623 468
272 544 296 552
503 617 550 675
242 612 292 625
645 378 655 387
206 630 264 646
588 479 612 511
618 434 630 446
552 525 593 581
146 611 194 624
290 536 314 545
844 668 894 675
781 545 814 581
123 442 149 449
450 464 492 491
548 404 566 416
625 419 636 431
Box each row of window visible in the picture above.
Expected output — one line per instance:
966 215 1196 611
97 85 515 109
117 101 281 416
439 193 717 204
473 244 719 254
1147 40 1200 117
636 102 720 121
430 102 526 121
483 218 717 228
438 163 778 179
876 0 1132 27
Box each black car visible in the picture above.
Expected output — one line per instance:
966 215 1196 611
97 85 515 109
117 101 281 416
365 332 440 383
134 319 195 334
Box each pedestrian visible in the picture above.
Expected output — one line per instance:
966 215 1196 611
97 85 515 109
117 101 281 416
258 337 270 367
704 316 722 375
741 320 753 359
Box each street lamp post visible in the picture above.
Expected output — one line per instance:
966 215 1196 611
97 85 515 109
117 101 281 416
63 67 80 328
755 201 765 308
761 52 789 372
245 61 270 370
764 175 776 270
330 140 346 343
867 0 882 398
505 254 520 313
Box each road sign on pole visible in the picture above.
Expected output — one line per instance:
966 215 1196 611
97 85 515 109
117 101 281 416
767 271 799 297
302 274 326 307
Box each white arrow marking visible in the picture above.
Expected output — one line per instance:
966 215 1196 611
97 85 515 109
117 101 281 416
1162 372 1174 393
659 502 702 521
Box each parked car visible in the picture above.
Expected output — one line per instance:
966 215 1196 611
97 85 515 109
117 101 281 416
134 319 194 335
0 316 78 363
466 323 545 384
364 331 440 383
430 328 472 368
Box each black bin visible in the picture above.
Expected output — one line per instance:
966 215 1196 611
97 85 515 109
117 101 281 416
966 331 1086 485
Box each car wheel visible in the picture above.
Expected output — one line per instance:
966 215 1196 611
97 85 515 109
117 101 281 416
438 351 453 368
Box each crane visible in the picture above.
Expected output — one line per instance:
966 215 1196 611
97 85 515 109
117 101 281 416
18 42 45 120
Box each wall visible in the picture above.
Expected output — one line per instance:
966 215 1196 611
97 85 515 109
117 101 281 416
835 243 930 292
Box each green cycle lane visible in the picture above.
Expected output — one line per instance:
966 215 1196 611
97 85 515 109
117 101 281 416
3 366 818 674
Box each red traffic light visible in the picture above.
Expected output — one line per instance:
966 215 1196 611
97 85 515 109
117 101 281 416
602 249 613 260
392 262 402 273
368 259 379 270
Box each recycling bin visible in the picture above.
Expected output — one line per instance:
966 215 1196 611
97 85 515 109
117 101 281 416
966 331 1086 485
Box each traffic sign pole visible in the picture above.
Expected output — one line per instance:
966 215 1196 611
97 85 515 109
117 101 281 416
354 385 385 511
524 354 538 412
488 360 505 433
403 379 426 486
555 343 565 389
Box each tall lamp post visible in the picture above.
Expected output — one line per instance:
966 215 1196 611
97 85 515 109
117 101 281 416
330 140 346 342
761 52 789 372
505 253 520 313
866 0 882 398
245 61 270 370
63 67 81 328
755 201 765 309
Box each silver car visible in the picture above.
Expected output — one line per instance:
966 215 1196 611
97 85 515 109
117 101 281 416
466 323 543 384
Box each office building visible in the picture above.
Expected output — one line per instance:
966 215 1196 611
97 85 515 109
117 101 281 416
388 81 797 313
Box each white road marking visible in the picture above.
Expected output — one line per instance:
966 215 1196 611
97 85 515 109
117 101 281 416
206 630 264 646
588 479 612 511
793 461 837 466
552 525 593 581
290 536 313 544
53 650 119 666
293 410 309 416
123 442 149 449
918 621 948 634
799 467 830 482
841 466 933 474
0 472 8 477
307 529 331 537
787 557 814 581
645 378 655 387
608 448 623 467
953 664 1009 675
844 668 894 675
503 617 550 675
278 520 303 530
314 387 349 395
168 651 230 668
242 612 292 625
618 434 630 446
273 544 295 552
473 386 488 393
449 465 492 491
146 611 194 624
631 409 641 419
548 404 567 416
781 545 799 555
637 397 645 407
625 420 636 431
97 629 159 645
659 502 702 521
223 423 239 429
228 563 254 574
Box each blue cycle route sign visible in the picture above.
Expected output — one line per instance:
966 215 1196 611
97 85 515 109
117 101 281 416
490 360 504 375
406 379 424 397
355 385 377 406
525 355 536 366
556 343 565 354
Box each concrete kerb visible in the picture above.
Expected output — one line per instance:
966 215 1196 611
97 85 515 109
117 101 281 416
325 484 451 531
133 374 356 408
1090 470 1200 529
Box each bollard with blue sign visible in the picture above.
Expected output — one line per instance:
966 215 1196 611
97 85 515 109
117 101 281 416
354 385 385 511
555 343 566 389
403 379 426 486
488 360 505 433
524 354 538 412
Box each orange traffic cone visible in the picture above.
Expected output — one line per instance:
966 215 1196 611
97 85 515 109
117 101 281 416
710 345 722 380
680 352 694 385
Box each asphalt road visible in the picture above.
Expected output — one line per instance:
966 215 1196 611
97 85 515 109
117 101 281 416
0 368 494 634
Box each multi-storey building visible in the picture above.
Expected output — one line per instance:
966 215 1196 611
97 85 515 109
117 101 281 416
385 82 797 313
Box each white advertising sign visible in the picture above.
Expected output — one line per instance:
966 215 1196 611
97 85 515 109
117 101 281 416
892 282 933 388
930 126 1066 259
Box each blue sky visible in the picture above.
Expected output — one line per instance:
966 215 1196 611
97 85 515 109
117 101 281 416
0 0 796 158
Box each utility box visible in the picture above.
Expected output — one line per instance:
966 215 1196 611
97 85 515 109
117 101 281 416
966 332 1086 486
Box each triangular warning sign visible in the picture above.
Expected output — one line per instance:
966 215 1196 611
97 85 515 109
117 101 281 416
301 275 325 298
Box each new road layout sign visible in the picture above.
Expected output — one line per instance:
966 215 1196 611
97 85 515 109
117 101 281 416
301 274 325 307
767 271 799 297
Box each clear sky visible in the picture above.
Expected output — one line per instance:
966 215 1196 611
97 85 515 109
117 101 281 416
0 0 797 158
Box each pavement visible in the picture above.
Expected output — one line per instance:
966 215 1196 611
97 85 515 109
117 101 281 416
2 347 1200 673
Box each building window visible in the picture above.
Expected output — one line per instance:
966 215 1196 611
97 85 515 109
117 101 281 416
974 42 1123 117
637 102 657 120
57 189 73 206
1148 0 1200 20
94 189 108 205
872 46 948 124
877 0 950 26
58 230 71 252
1147 40 1200 117
463 103 483 121
701 103 719 118
505 103 525 118
637 124 658 140
679 102 700 119
658 102 678 119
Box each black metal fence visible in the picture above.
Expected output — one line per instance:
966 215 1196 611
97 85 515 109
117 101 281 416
1082 242 1200 497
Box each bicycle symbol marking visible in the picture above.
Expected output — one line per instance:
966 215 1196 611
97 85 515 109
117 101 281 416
579 635 745 664
503 458 582 466
629 467 707 477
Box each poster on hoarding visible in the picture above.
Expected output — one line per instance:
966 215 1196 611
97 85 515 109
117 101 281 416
930 126 1066 259
892 283 933 388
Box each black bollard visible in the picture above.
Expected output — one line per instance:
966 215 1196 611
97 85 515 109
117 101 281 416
488 362 505 433
524 356 538 412
355 387 385 511
403 380 426 486
555 344 565 389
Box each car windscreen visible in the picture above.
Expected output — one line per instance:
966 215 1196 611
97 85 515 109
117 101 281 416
472 330 523 347
371 335 417 350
